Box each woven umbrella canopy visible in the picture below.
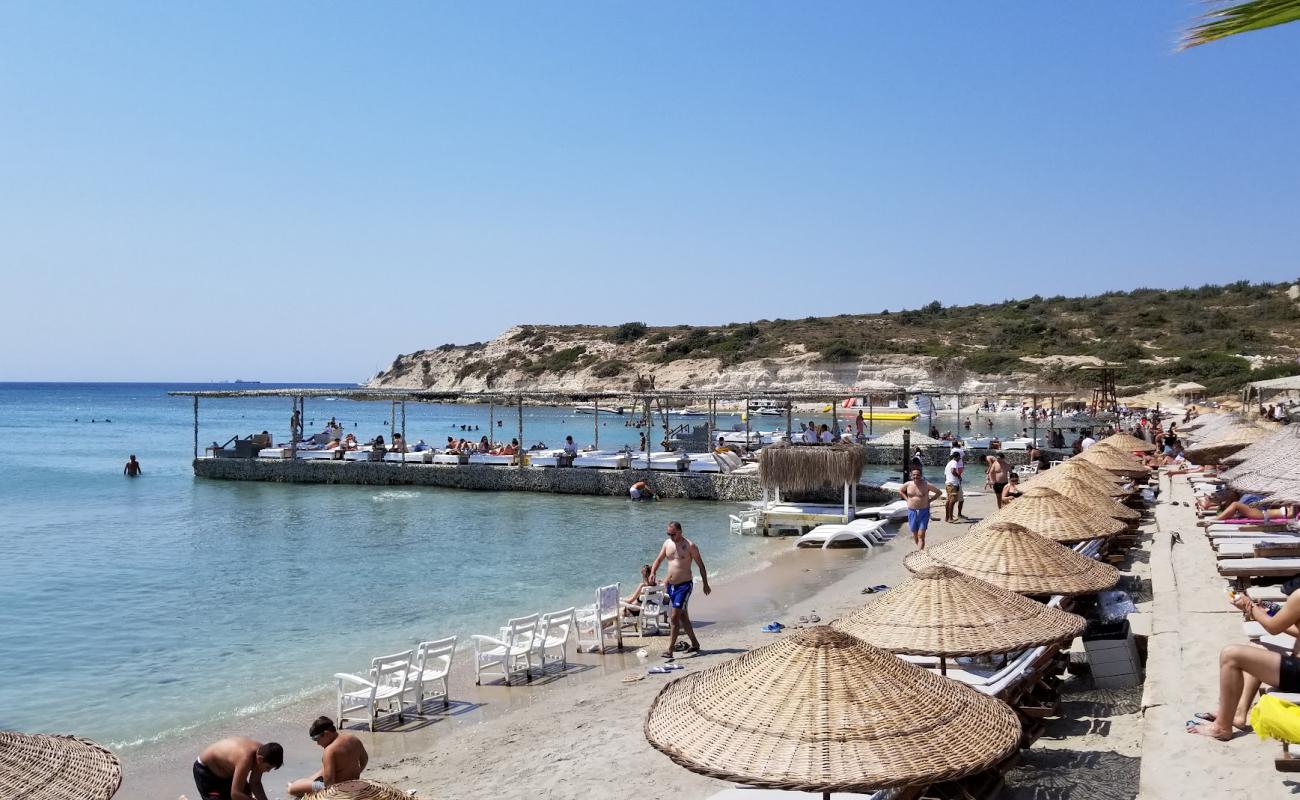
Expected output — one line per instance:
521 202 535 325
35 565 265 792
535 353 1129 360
832 566 1086 669
975 486 1125 543
644 626 1021 796
1185 423 1270 463
1223 426 1299 466
1180 412 1232 434
758 444 867 492
1027 472 1141 521
304 780 411 800
0 732 122 800
1101 431 1157 453
1044 458 1130 491
868 428 943 447
1074 445 1150 477
903 521 1119 596
1223 440 1300 498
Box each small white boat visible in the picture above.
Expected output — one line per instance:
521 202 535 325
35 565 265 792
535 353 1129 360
573 405 625 415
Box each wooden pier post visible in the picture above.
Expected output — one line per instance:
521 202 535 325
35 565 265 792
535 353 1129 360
744 395 751 450
785 400 792 442
902 428 911 481
594 399 599 448
400 401 406 468
517 394 524 469
1032 393 1039 448
193 396 199 459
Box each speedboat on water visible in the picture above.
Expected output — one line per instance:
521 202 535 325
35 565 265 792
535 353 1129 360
573 405 624 415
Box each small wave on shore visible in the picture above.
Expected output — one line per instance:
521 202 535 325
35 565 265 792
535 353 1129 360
372 490 421 502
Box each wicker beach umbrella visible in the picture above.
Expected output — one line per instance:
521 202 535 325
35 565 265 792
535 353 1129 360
903 522 1119 596
1224 442 1300 498
644 627 1021 796
1027 472 1141 520
1185 424 1270 463
975 486 1125 543
1101 431 1157 453
832 566 1086 660
1180 412 1230 433
868 428 943 447
1074 446 1150 477
304 781 410 800
1222 426 1298 466
0 732 122 800
1047 458 1130 490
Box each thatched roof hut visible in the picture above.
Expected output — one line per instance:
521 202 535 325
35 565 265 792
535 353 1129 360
759 444 867 492
868 429 943 448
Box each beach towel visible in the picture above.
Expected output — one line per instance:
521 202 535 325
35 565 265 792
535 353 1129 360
1252 694 1300 743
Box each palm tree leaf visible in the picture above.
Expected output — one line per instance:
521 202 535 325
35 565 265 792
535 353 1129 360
1182 0 1300 48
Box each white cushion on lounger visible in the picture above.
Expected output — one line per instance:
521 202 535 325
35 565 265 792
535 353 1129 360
429 453 462 465
856 500 908 521
257 448 289 458
468 453 515 466
1261 633 1297 654
1248 586 1288 602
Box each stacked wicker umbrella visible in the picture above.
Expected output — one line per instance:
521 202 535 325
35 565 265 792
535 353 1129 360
1026 472 1141 522
1036 459 1130 493
1101 431 1157 453
305 780 411 800
832 566 1086 675
1180 412 1233 434
1074 445 1150 478
1222 438 1300 505
0 732 122 799
904 521 1119 596
975 486 1125 543
1222 425 1300 467
644 627 1021 797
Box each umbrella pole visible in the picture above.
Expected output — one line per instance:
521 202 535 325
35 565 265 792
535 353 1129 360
940 655 948 676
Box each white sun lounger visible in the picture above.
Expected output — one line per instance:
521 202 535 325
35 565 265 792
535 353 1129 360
526 449 567 467
855 500 909 521
574 451 631 469
1248 586 1289 602
383 451 431 463
796 519 888 549
1220 558 1300 582
468 453 516 466
427 453 462 465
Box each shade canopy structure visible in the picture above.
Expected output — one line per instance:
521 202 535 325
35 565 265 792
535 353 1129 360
758 444 867 492
0 732 122 800
1046 459 1130 490
1173 381 1206 393
304 781 410 800
643 627 1021 795
903 522 1119 596
1074 445 1150 477
1100 432 1157 453
1223 425 1300 467
832 566 1086 657
1024 472 1141 520
1180 413 1238 436
1221 431 1300 501
976 486 1125 543
867 428 942 447
1185 424 1271 463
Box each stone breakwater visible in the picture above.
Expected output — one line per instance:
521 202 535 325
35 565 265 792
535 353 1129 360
193 458 897 503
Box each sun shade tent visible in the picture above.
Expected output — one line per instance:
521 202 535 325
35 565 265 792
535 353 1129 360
867 428 943 447
903 521 1119 596
1023 472 1141 521
974 486 1125 543
1073 445 1150 478
304 780 412 799
757 444 867 532
643 627 1021 797
0 732 122 800
1185 424 1272 463
832 566 1086 657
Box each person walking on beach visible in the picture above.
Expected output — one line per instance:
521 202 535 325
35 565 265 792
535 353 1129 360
985 452 1010 509
191 737 282 800
287 717 368 798
123 454 142 477
943 451 965 523
651 521 711 658
900 468 942 550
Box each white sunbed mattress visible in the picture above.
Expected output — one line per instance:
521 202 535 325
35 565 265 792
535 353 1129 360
573 451 630 469
468 453 516 466
383 451 431 463
526 449 567 467
429 453 463 465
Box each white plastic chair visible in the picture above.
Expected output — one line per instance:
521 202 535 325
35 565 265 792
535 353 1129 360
534 608 576 673
335 649 414 731
621 586 669 636
406 636 457 714
576 584 623 653
471 614 540 685
729 510 760 535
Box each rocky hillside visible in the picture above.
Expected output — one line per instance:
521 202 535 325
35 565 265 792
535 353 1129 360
369 281 1300 396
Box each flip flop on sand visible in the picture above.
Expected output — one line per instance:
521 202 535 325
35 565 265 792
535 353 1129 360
1185 720 1233 741
622 673 646 683
798 615 809 624
1193 712 1252 731
808 614 821 623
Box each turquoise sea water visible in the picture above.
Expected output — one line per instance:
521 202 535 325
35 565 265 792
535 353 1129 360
0 383 1028 749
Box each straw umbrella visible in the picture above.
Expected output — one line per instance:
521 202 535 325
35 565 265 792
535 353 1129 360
1185 424 1271 463
868 428 943 447
304 781 411 800
1042 458 1130 491
644 627 1021 797
1027 472 1140 521
1222 425 1299 466
0 732 122 800
975 486 1125 543
903 522 1119 596
1074 446 1150 477
758 443 866 494
1101 431 1156 453
832 566 1086 675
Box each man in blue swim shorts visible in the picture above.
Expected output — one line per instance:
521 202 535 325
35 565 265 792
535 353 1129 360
650 521 712 659
899 468 942 551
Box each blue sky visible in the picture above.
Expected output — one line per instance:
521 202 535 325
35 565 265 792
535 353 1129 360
1 2 1296 382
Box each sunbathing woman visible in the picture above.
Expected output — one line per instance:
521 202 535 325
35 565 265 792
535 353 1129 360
1189 590 1300 739
341 434 358 451
622 564 659 612
1215 501 1296 522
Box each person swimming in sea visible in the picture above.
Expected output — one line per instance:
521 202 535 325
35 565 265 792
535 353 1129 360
123 454 142 477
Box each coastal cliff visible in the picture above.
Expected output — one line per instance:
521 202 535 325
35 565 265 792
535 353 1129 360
368 282 1300 396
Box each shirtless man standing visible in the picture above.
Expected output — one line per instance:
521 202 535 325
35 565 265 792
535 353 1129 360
900 468 942 550
191 737 282 800
650 521 711 659
287 717 368 798
985 452 1011 509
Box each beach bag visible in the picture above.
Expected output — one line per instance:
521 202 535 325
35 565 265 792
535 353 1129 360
1251 694 1300 742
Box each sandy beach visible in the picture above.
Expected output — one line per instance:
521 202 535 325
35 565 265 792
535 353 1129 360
123 490 988 799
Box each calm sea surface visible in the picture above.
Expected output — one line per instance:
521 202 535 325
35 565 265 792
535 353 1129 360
0 382 1028 749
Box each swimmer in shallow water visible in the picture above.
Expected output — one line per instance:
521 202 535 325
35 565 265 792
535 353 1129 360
123 454 142 477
